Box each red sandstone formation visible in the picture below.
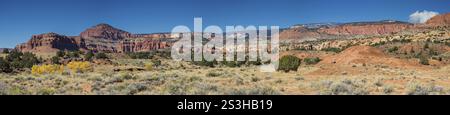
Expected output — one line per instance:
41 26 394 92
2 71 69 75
117 39 172 53
426 13 450 26
80 23 131 40
16 33 79 52
16 24 174 53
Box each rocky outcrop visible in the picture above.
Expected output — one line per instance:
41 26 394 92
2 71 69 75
80 23 131 40
426 13 450 26
16 33 79 52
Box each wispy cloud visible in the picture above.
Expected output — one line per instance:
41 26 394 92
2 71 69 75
409 10 439 24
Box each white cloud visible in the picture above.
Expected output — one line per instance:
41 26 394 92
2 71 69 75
409 10 439 24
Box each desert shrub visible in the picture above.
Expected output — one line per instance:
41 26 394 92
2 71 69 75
315 79 369 95
165 83 189 95
206 71 222 77
419 56 429 65
226 85 281 95
406 82 443 95
31 64 64 75
371 41 386 47
95 52 108 59
127 52 154 59
152 60 162 67
278 55 301 72
67 61 92 73
67 51 80 58
56 50 65 57
0 82 7 95
424 42 429 49
388 46 398 53
126 83 147 95
304 57 321 65
51 56 60 64
84 51 94 61
383 85 394 94
36 88 56 95
193 59 217 67
322 47 342 53
251 77 260 82
294 76 304 81
392 38 411 43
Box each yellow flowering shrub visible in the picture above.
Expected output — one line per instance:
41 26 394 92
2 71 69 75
31 64 64 75
67 61 92 73
145 62 153 71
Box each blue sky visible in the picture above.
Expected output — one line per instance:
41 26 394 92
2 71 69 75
0 0 449 48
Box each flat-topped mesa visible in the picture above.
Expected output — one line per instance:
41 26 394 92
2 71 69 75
80 23 131 40
16 32 79 52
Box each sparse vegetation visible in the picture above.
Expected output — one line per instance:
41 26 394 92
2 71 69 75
127 52 154 59
322 47 342 53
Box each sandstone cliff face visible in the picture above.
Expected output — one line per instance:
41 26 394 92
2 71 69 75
426 13 450 26
117 39 172 53
318 22 412 35
16 33 79 52
279 27 322 41
80 23 131 40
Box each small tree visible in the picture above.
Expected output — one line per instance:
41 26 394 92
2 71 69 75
2 49 9 54
0 58 12 73
21 52 39 68
278 55 301 72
